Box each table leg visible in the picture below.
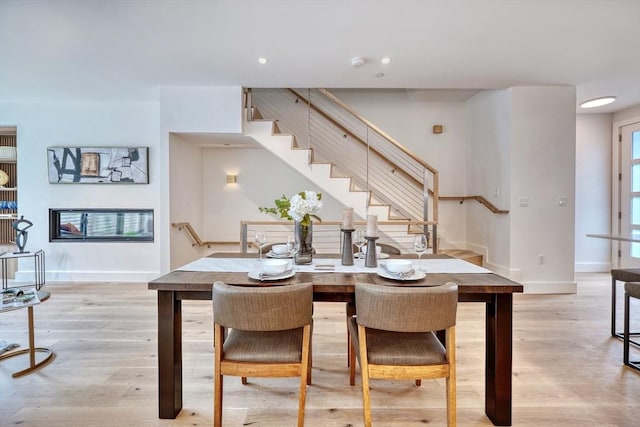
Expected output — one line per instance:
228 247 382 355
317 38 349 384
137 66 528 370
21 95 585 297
485 293 513 426
158 290 182 419
346 302 356 366
612 276 617 337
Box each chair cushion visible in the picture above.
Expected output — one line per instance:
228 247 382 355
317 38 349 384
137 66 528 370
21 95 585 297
348 317 446 366
625 282 640 299
223 327 303 363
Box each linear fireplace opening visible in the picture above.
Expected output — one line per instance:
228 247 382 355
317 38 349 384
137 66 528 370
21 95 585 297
49 209 154 242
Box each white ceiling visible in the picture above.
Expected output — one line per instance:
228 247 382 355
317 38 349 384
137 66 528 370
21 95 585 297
1 0 639 114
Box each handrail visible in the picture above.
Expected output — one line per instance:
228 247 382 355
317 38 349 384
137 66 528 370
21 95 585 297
287 89 425 191
439 196 509 214
172 222 238 248
317 88 439 176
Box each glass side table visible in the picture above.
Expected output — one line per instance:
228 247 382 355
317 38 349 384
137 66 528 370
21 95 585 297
0 250 52 377
0 288 53 378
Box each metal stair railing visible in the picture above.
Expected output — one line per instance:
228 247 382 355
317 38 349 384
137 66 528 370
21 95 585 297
248 88 439 249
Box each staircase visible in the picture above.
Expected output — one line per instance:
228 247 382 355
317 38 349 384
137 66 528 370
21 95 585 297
244 88 440 250
243 118 390 221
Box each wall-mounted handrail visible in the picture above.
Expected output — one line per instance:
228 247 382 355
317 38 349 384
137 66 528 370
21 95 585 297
439 196 509 214
172 222 238 248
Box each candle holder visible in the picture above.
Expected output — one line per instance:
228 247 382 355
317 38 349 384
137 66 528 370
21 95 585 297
364 236 379 268
341 228 355 266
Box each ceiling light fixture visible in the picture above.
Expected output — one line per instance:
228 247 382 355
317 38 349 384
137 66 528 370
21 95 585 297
258 57 268 65
580 96 616 109
381 57 391 65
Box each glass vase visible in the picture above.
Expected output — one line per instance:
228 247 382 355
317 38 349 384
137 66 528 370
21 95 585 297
294 221 313 264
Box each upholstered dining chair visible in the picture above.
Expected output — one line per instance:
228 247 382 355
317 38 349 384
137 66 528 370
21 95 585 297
212 281 313 427
348 282 458 427
624 281 640 371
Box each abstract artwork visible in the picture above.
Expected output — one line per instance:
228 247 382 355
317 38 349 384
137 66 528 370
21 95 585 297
47 147 149 184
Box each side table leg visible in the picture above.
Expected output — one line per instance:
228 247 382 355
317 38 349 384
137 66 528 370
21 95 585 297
0 305 54 378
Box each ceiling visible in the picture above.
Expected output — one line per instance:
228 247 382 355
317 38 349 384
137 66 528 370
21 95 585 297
1 0 639 114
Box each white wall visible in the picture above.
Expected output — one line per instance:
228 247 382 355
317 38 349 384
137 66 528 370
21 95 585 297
465 90 512 273
200 147 347 243
1 101 161 281
159 86 243 273
575 113 612 272
509 87 576 292
465 87 577 292
169 134 205 270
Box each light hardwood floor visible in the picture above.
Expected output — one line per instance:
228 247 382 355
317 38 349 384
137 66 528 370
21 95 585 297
1 273 638 426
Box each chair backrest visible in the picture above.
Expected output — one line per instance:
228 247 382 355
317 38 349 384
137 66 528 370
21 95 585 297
355 282 458 332
212 281 313 331
352 242 401 255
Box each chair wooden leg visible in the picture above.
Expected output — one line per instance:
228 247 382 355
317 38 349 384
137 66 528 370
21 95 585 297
358 325 372 427
415 379 422 386
298 325 311 427
214 325 223 427
349 339 356 386
446 327 457 427
307 329 313 385
214 373 223 427
241 376 248 385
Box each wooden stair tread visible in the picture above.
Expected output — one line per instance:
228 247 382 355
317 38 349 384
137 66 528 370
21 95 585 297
440 249 483 267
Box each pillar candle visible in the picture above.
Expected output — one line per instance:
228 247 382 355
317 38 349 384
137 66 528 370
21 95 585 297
366 214 377 237
342 207 354 229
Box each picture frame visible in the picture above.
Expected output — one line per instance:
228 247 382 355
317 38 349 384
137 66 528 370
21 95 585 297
47 147 149 184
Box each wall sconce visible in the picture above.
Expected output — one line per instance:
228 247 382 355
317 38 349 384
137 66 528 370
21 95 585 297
432 125 443 134
226 174 237 184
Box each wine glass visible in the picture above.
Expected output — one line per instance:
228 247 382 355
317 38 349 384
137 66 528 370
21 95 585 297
414 234 427 270
255 230 267 260
286 234 300 269
354 230 366 260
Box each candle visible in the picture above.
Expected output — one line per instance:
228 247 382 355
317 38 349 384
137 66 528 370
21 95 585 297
366 214 377 237
342 207 354 229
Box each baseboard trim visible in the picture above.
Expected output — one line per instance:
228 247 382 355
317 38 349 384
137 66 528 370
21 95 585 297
16 270 160 283
575 262 612 273
522 281 577 294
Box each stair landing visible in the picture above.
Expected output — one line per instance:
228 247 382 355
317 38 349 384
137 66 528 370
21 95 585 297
440 249 483 267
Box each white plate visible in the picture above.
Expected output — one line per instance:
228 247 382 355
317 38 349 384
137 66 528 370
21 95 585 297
248 269 295 281
355 252 389 259
376 267 426 281
266 251 293 259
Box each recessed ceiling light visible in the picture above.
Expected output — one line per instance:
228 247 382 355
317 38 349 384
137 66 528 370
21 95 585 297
381 57 391 65
580 96 616 109
258 57 268 65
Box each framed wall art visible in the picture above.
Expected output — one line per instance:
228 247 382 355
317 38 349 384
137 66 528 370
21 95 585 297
47 147 149 184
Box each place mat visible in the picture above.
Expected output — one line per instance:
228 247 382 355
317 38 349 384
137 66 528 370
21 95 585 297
176 257 491 274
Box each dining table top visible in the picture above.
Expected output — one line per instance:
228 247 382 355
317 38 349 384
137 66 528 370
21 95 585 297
149 253 523 296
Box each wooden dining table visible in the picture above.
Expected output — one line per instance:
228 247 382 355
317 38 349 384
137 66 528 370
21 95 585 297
148 253 523 426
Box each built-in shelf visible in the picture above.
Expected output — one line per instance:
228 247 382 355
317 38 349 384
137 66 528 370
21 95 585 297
0 130 17 243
